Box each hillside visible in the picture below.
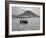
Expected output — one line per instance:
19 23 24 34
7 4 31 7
12 10 40 18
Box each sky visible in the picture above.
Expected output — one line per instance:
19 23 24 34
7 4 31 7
12 7 40 16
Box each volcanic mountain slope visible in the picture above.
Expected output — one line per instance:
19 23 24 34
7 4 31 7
12 10 40 18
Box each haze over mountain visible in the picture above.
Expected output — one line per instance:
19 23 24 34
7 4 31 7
12 10 40 18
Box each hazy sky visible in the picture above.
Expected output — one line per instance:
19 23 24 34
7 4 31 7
12 7 40 16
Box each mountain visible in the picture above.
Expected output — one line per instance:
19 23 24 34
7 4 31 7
12 10 40 18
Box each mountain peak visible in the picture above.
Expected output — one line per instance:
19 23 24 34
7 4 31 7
12 10 40 18
17 10 39 17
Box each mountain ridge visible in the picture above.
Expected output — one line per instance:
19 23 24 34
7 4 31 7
12 10 40 18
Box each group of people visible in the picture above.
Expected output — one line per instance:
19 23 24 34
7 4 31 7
20 20 28 24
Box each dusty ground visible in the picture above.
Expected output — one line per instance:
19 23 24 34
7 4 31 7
12 17 40 31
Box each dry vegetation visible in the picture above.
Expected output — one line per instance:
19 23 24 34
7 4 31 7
12 17 40 31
